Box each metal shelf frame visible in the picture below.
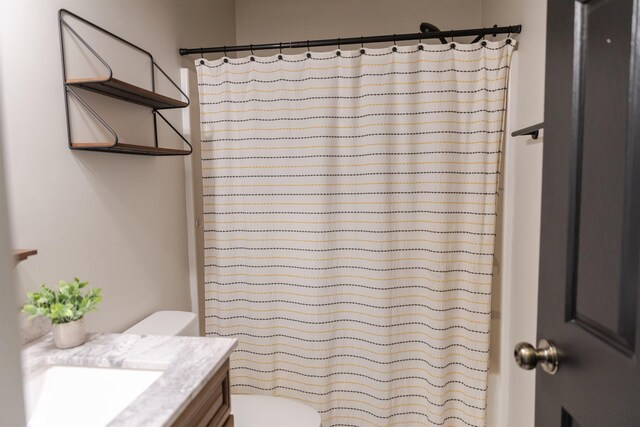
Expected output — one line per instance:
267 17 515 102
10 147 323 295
58 9 192 156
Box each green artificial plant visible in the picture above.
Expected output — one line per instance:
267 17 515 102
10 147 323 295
22 278 102 325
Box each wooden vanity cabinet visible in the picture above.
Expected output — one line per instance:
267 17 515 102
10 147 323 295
172 360 233 427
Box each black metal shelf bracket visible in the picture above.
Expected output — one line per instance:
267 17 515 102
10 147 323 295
511 122 544 140
58 9 191 156
65 86 119 143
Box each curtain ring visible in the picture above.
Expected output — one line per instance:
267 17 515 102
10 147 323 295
506 32 513 45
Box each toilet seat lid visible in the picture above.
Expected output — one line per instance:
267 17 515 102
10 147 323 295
232 395 322 427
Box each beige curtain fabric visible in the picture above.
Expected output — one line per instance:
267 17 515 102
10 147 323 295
197 40 514 427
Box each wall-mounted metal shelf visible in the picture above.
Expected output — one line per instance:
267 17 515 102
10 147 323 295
512 122 544 140
63 85 191 156
65 77 189 110
70 142 191 156
59 9 191 156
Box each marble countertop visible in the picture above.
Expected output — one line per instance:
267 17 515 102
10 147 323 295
22 333 237 427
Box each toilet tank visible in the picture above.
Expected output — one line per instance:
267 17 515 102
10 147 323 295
123 311 198 337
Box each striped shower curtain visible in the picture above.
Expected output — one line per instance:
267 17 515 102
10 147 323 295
196 40 514 427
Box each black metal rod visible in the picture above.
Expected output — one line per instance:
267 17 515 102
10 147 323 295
419 22 448 44
179 24 522 56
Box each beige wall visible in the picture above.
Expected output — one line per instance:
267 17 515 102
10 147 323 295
0 0 236 334
235 0 483 52
0 85 26 427
483 1 547 131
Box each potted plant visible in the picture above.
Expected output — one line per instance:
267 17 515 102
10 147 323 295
22 278 102 349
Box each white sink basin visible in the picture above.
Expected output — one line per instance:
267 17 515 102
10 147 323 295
24 365 163 427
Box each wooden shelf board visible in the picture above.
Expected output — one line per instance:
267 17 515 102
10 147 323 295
66 77 188 110
13 249 37 262
71 142 190 156
71 142 115 148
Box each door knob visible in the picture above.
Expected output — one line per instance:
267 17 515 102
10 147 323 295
514 339 559 375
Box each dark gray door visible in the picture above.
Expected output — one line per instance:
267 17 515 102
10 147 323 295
533 0 640 425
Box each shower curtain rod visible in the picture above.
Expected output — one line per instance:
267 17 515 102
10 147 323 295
178 23 522 56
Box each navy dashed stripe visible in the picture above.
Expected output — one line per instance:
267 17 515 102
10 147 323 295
197 66 510 87
202 110 506 125
199 87 506 105
203 129 504 143
205 282 492 296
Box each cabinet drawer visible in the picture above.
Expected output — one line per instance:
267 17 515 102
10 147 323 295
172 360 231 427
219 414 234 427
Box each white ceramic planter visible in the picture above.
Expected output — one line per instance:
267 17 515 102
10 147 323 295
52 318 86 349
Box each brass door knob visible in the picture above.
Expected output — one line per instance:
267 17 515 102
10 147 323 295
514 339 559 375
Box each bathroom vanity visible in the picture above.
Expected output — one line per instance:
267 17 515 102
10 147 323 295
172 359 233 427
21 333 237 427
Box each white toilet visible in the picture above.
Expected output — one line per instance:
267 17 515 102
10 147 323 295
124 311 322 427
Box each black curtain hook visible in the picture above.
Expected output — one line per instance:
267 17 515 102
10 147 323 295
337 38 341 50
393 33 397 45
223 46 227 56
200 47 204 58
307 40 310 51
250 44 254 55
361 36 364 48
279 42 283 54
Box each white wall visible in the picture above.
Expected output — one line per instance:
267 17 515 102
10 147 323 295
482 1 547 426
0 0 236 334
